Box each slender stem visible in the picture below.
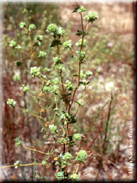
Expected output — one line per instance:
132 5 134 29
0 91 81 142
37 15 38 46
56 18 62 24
21 49 29 55
75 85 86 116
60 72 67 110
80 13 84 33
75 163 80 174
103 91 113 154
16 106 47 123
29 32 33 55
29 93 43 109
22 145 49 155
20 163 41 166
70 47 78 59
0 163 41 169
86 22 90 31
68 12 85 114
68 62 81 114
96 91 113 181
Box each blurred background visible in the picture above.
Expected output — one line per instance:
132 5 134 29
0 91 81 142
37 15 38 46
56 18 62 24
1 1 135 181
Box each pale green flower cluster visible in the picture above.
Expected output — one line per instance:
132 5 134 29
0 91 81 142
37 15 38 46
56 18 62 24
13 75 20 81
29 24 36 30
73 134 81 141
63 152 73 161
38 51 46 57
76 150 87 162
86 71 93 77
49 125 57 134
69 173 79 181
76 39 86 47
84 11 99 23
19 22 26 28
7 99 16 107
46 23 65 37
23 86 30 93
55 171 64 180
9 40 17 47
14 160 20 169
30 67 40 77
63 40 73 49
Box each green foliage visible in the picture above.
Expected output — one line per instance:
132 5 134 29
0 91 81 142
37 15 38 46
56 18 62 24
13 75 21 81
4 2 133 182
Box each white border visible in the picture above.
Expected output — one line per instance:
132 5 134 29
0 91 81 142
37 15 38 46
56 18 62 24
0 0 135 180
0 0 136 2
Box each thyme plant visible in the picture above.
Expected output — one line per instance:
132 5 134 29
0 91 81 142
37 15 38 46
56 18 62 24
5 4 99 181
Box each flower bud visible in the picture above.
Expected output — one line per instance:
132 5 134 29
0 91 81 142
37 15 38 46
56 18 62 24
29 24 36 30
30 67 40 77
76 39 86 47
46 23 58 36
55 171 64 180
86 71 93 77
84 11 99 23
63 40 72 49
13 75 20 81
63 152 72 161
76 150 87 162
49 125 57 134
73 134 81 141
38 51 46 58
9 40 17 48
7 99 16 107
19 22 26 28
14 160 20 169
70 173 79 181
23 86 30 93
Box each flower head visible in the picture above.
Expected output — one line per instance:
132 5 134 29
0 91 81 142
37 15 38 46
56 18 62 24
13 75 21 81
63 40 73 49
30 67 40 77
57 27 65 37
84 11 99 23
23 86 30 93
63 152 73 161
29 24 36 31
55 171 64 180
7 99 16 107
49 124 57 134
9 40 17 48
76 39 86 47
69 173 79 181
19 22 26 28
73 134 81 141
46 23 58 36
75 150 87 163
86 71 93 77
14 160 20 169
38 51 46 58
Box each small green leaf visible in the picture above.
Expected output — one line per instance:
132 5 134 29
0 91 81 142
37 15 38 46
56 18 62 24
33 41 41 47
73 5 87 13
75 30 82 36
41 160 47 166
73 74 78 77
55 161 60 165
50 40 62 47
66 162 72 165
72 55 79 61
76 101 84 106
22 8 28 13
